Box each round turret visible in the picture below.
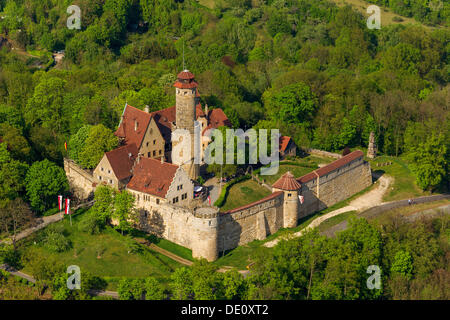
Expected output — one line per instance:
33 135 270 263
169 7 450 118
272 171 301 228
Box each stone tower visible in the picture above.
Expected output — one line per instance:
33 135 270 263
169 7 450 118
272 171 301 228
367 131 377 159
172 70 200 180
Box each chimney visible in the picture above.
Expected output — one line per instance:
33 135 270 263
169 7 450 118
161 155 164 164
137 153 142 164
144 105 149 113
205 104 209 120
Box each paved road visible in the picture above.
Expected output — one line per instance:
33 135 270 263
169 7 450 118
322 196 450 238
203 177 222 206
264 174 393 248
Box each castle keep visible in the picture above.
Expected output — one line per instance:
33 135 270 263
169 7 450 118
64 70 373 261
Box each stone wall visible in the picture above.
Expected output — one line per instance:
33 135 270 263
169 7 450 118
304 148 342 159
299 156 372 218
218 192 284 252
64 158 96 200
133 152 372 261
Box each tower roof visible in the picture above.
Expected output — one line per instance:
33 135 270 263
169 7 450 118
272 171 301 191
174 69 198 89
177 70 195 80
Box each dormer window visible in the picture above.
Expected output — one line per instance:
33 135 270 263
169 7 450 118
134 120 138 131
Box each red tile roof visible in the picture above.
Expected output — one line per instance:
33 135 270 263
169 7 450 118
196 104 205 117
222 191 283 215
127 157 179 198
114 105 152 149
279 136 292 152
105 144 138 181
115 103 230 147
272 171 301 191
148 106 176 142
174 81 198 89
297 150 364 183
202 108 232 134
177 70 195 80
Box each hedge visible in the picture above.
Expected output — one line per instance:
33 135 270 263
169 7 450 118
214 175 251 208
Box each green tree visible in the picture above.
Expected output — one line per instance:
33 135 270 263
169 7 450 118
144 277 165 300
407 133 447 191
170 267 193 300
25 77 67 136
113 190 136 235
390 250 413 279
91 185 115 225
78 124 118 169
68 125 91 163
25 159 69 213
264 82 317 124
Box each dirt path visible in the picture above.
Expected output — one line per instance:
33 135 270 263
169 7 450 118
264 175 393 248
0 263 119 299
0 201 94 245
146 242 248 275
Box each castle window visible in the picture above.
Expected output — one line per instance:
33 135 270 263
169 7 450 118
182 193 187 200
173 197 179 203
148 152 150 157
109 179 113 184
156 199 160 204
153 140 156 145
101 167 104 171
146 142 149 147
108 169 111 174
159 150 162 155
153 150 156 156
288 193 292 197
98 176 102 180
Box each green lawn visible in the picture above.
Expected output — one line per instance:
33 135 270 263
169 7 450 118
368 155 428 202
19 211 183 290
220 179 271 212
257 155 335 185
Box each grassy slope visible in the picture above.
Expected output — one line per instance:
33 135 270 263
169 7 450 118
220 179 271 212
368 155 428 202
19 212 183 290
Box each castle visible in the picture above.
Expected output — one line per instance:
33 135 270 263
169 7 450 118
64 70 373 261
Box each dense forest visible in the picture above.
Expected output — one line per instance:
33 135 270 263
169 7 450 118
0 0 449 301
0 0 448 207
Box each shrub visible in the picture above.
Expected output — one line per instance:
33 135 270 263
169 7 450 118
43 232 71 253
78 211 102 235
41 224 71 253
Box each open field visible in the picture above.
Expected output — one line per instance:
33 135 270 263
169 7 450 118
18 212 183 290
331 0 436 29
220 178 271 212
